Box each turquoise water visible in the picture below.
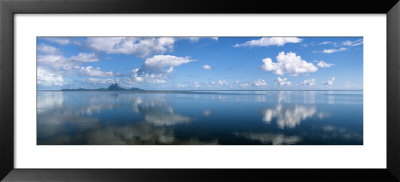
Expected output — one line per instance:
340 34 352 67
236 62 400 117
37 90 363 145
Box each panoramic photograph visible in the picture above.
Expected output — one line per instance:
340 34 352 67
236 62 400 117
37 36 363 145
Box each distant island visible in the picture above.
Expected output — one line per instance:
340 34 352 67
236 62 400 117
60 83 363 92
61 83 143 91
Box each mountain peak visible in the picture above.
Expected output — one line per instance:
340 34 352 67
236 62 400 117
107 83 124 90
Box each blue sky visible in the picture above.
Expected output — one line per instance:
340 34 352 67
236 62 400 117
37 37 363 90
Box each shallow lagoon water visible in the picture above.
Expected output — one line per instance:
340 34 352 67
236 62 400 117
37 90 363 145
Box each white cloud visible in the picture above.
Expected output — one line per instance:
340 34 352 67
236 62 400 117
37 50 104 87
302 79 316 86
131 55 194 83
186 37 218 42
85 78 115 85
325 77 336 86
37 54 66 68
37 67 64 86
319 41 332 45
253 79 267 86
131 68 144 82
86 37 175 58
37 44 58 54
218 80 228 85
69 52 99 62
342 39 363 47
240 82 250 87
234 37 302 47
141 73 166 84
38 52 98 65
79 66 117 77
317 61 334 68
44 38 71 45
177 83 187 88
187 37 200 42
315 47 347 54
260 52 318 76
144 55 193 68
276 77 291 86
38 52 99 72
262 105 317 129
203 65 212 70
192 82 201 88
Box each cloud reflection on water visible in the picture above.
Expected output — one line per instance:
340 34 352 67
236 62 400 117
37 92 63 113
86 122 218 144
262 105 317 129
37 92 206 144
236 132 301 145
37 90 362 145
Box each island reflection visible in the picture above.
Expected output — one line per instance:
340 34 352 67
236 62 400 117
37 90 363 145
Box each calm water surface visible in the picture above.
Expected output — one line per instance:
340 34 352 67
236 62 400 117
37 90 363 145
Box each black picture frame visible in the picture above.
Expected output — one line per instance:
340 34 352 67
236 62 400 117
1 0 399 181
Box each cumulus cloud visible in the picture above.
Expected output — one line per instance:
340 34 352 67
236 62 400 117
79 66 117 77
218 80 228 85
130 55 194 83
325 77 336 86
37 52 99 76
37 55 69 70
37 67 64 86
262 105 317 129
38 52 98 69
69 53 99 62
253 79 267 86
276 77 291 86
131 68 145 82
234 37 302 47
144 55 193 68
317 61 334 68
301 79 316 86
203 65 213 70
37 44 58 54
193 82 201 88
261 52 317 76
37 50 102 87
342 39 363 47
315 47 347 54
239 82 250 87
86 37 175 58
